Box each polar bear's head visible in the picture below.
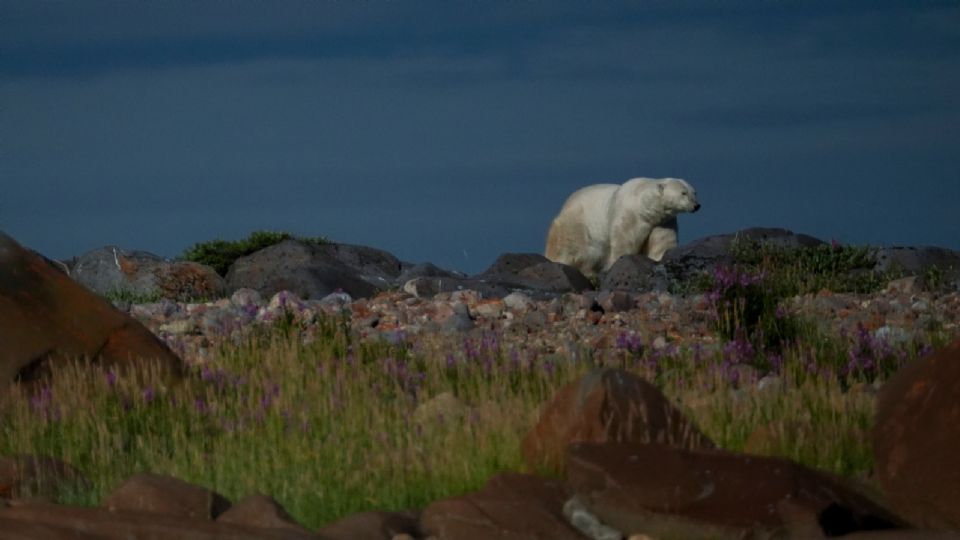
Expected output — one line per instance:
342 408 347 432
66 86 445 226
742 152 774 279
658 178 701 214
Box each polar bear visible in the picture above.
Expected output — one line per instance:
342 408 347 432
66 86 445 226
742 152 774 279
544 177 700 277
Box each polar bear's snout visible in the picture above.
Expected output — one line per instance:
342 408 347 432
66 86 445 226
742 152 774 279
693 203 701 212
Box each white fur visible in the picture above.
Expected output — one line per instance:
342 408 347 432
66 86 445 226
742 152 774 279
545 177 700 277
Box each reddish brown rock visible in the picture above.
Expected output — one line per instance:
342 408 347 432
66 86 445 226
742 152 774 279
216 493 311 533
874 337 960 530
566 442 905 539
841 531 960 539
102 473 231 520
317 509 420 540
521 368 714 473
0 502 323 539
0 454 89 501
420 472 586 540
0 232 184 384
151 261 226 301
70 245 226 301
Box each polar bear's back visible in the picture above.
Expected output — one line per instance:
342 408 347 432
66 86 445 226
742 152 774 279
558 183 619 219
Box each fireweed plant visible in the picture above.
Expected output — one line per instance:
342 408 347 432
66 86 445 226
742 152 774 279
0 244 951 528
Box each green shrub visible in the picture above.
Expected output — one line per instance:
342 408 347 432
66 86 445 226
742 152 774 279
728 239 894 296
181 230 329 276
104 288 164 305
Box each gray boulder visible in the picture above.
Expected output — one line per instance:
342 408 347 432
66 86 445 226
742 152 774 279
394 262 467 287
70 246 226 301
225 239 401 300
599 254 669 293
402 276 511 299
315 242 404 289
872 246 960 290
400 254 591 299
479 252 552 277
474 253 592 294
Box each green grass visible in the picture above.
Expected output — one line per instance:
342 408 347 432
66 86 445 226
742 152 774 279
1 304 950 528
103 288 166 305
181 230 330 277
3 241 949 528
727 238 897 296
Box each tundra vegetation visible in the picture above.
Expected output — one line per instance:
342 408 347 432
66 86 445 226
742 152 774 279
181 230 330 276
1 237 948 529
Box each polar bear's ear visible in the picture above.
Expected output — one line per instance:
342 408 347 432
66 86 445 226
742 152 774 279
658 183 665 194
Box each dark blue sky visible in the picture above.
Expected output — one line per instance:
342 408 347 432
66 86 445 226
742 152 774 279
3 1 958 274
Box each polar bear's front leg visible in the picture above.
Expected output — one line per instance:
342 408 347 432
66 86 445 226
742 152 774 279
605 214 652 270
643 222 679 262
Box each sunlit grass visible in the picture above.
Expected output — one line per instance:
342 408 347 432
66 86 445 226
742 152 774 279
0 308 950 528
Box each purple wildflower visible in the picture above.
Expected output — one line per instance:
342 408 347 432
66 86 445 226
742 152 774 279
194 397 208 415
542 359 555 377
768 353 784 373
30 385 54 418
615 331 644 355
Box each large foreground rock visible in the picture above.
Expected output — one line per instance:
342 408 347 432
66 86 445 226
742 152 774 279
420 472 586 539
69 246 226 301
0 455 89 501
0 232 184 384
874 337 960 530
102 473 231 520
566 442 905 539
521 368 715 472
217 493 313 535
317 510 420 540
226 240 402 300
0 503 323 540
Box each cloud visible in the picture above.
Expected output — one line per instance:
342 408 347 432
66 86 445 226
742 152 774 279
3 0 959 270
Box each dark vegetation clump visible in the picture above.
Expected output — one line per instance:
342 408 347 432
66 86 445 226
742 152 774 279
702 239 902 375
180 230 329 276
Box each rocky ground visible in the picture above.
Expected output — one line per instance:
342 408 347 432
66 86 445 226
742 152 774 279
48 226 960 370
4 228 960 539
120 280 960 372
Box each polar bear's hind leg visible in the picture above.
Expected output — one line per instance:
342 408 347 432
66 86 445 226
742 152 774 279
546 213 603 277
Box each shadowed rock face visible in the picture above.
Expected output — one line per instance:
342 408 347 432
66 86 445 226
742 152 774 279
102 473 232 520
875 337 960 530
0 455 90 501
0 232 184 385
521 368 715 473
317 509 421 540
566 442 905 539
0 503 325 540
420 472 586 540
